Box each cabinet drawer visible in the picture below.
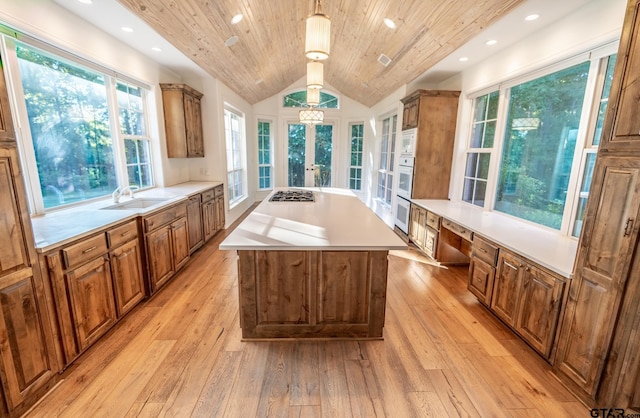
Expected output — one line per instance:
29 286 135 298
106 220 138 248
144 203 187 232
472 235 499 266
426 211 440 230
201 188 215 202
214 184 224 197
62 234 108 269
442 219 473 241
188 194 202 205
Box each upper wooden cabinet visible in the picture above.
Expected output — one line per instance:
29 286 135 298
600 0 640 152
0 59 15 143
160 83 204 158
400 90 460 199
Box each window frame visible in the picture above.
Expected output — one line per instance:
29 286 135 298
348 122 364 191
459 43 618 237
1 35 154 214
377 114 397 206
224 106 247 207
257 119 273 191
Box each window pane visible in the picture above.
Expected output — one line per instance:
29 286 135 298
495 61 590 229
592 54 617 146
17 44 117 209
572 153 597 237
117 82 146 136
470 123 484 148
487 91 500 119
283 90 339 108
484 121 496 148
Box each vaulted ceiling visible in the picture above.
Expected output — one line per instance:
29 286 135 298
114 0 526 106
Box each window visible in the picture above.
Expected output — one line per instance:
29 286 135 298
461 50 617 236
257 120 272 190
224 108 246 205
117 81 153 189
11 40 152 211
463 91 499 206
571 54 617 237
283 90 339 108
377 115 397 205
349 123 364 190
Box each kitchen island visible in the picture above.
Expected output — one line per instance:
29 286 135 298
219 188 407 340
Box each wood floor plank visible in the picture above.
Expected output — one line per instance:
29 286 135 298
190 351 243 417
425 369 481 417
408 391 452 418
255 342 294 417
290 342 320 406
288 405 322 418
222 342 269 417
318 342 351 418
344 359 378 417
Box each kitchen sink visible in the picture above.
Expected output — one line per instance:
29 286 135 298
101 197 170 210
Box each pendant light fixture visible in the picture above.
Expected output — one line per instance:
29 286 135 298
299 107 324 124
305 0 331 60
306 88 320 106
307 61 323 89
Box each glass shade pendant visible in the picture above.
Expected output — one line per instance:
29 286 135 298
306 87 320 106
299 107 324 124
307 61 323 89
305 0 331 60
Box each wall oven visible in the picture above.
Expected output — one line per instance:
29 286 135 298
397 156 414 200
395 195 411 234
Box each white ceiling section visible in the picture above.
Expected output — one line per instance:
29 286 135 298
53 0 598 106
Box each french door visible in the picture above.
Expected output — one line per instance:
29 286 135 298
287 122 334 187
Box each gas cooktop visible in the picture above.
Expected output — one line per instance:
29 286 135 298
268 190 315 202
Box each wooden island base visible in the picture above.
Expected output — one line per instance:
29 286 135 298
236 249 389 340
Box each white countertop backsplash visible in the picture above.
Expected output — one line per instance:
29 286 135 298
31 181 222 252
411 199 578 277
219 188 407 251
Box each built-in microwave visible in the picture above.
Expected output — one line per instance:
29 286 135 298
400 128 417 156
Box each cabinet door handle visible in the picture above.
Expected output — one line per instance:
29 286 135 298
504 261 519 270
624 218 634 237
121 231 131 237
479 248 487 253
82 246 97 254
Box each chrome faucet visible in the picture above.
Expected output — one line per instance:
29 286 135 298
112 185 139 203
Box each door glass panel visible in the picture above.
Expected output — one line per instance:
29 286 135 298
288 123 306 187
314 124 332 187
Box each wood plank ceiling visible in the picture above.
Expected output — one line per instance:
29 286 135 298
116 0 526 106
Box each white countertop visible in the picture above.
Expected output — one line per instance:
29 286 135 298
411 199 578 277
31 181 222 252
219 188 407 251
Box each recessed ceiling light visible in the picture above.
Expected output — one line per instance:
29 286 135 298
231 14 243 24
525 14 540 21
77 0 93 4
383 18 396 29
121 26 134 33
151 47 162 52
225 35 239 47
459 57 469 62
486 39 497 46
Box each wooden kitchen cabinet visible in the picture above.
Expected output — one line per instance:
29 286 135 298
187 194 204 254
65 256 116 351
143 202 189 294
160 83 204 158
214 185 225 233
109 223 145 317
599 0 640 153
491 251 524 327
468 235 499 306
554 156 640 402
400 90 460 200
408 204 439 259
0 88 58 414
202 185 225 241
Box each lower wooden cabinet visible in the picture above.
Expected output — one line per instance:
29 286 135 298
44 219 145 366
186 194 204 254
65 256 117 351
0 271 58 413
468 257 495 306
143 202 189 295
486 249 567 360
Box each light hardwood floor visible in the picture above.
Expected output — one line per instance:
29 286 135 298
26 220 586 417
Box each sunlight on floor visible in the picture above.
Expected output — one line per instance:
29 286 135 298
389 246 448 268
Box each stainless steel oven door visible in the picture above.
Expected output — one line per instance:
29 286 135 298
395 196 411 234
